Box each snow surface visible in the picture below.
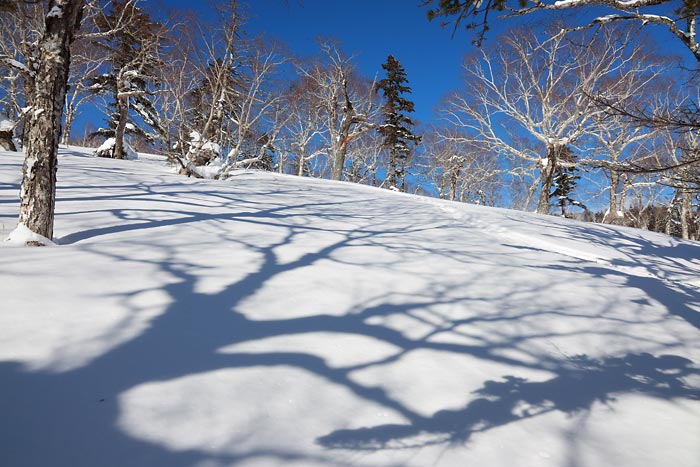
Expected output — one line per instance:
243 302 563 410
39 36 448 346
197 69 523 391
1 147 699 467
0 118 14 131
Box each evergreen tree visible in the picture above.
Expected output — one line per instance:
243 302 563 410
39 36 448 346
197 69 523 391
377 55 420 191
549 147 585 217
87 0 166 159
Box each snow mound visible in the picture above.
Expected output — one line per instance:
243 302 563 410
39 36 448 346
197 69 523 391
4 222 56 246
94 137 139 160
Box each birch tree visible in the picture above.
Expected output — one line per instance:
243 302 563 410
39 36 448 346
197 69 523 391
651 124 700 239
441 26 659 214
172 2 243 174
220 39 288 176
278 75 329 177
299 42 378 181
61 25 106 145
0 1 46 149
16 0 85 244
423 127 502 205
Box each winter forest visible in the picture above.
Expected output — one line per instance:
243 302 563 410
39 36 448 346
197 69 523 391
1 0 699 243
2 2 700 466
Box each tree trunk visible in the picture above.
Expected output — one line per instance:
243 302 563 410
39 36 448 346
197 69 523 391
0 129 16 151
114 94 129 159
681 187 692 240
297 154 306 177
18 0 84 244
603 170 624 224
61 102 76 146
536 145 558 214
449 170 458 202
331 139 348 181
386 150 397 189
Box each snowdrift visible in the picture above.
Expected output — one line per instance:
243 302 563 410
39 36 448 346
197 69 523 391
1 147 699 467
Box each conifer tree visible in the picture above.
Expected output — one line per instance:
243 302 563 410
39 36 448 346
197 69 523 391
377 55 420 191
87 0 166 159
549 146 585 216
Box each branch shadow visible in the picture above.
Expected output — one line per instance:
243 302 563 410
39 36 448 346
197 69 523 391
2 154 699 466
317 352 700 450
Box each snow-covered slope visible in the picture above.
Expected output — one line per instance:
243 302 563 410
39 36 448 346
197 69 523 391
1 147 699 467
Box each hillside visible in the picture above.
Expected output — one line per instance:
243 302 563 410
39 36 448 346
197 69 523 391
1 147 699 467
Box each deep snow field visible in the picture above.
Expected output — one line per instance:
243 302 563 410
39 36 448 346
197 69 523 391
1 147 699 467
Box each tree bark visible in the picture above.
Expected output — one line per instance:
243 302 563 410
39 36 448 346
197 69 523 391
681 186 693 240
18 0 84 244
331 138 348 181
61 101 75 146
603 170 625 224
0 128 16 151
536 144 559 214
114 93 129 159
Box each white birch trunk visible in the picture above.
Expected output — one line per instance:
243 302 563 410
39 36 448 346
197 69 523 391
18 0 84 244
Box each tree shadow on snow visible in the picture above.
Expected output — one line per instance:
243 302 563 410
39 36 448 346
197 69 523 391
0 191 448 467
317 352 700 450
1 168 699 466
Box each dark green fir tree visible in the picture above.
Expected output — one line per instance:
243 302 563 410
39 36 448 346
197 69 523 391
549 147 586 217
377 55 420 191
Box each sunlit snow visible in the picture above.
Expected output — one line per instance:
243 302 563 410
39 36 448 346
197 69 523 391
1 147 699 467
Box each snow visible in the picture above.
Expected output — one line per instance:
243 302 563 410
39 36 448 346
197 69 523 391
94 137 139 160
46 5 63 18
200 140 221 155
594 14 624 23
189 130 202 142
4 222 56 246
191 157 223 178
0 146 699 467
553 0 579 7
0 118 13 130
1 57 31 74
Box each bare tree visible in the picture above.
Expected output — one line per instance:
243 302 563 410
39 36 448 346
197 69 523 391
220 38 288 175
16 0 85 244
584 117 657 223
60 26 106 145
441 26 661 214
298 42 378 181
347 128 384 186
423 127 502 205
277 74 329 177
0 1 46 149
172 2 243 174
652 124 700 239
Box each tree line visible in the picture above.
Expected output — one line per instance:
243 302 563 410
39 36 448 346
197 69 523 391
1 0 698 244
